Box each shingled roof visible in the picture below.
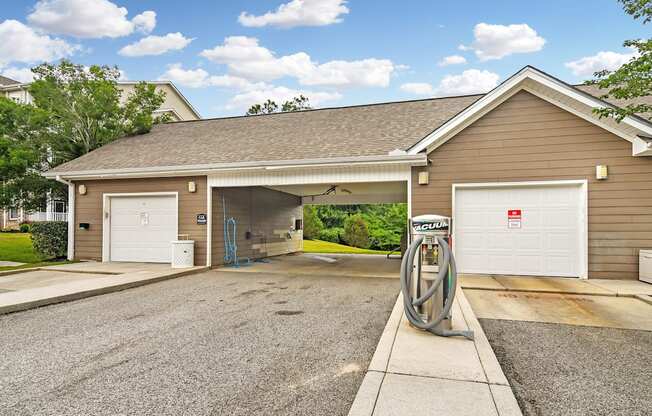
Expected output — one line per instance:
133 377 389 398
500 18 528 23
48 93 481 173
0 75 19 86
46 68 652 176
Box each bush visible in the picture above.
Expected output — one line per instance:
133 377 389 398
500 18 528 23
343 214 370 249
19 223 30 233
318 227 343 243
303 205 324 240
30 221 67 259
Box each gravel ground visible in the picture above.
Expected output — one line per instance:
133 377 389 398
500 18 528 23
480 319 652 416
0 269 399 416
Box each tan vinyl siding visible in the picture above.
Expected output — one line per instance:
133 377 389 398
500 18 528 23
74 176 207 265
412 90 652 280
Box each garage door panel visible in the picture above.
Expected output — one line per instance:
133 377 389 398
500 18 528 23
454 184 583 277
109 195 177 263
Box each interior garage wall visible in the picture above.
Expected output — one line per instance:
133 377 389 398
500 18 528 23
412 90 652 280
74 176 208 265
211 187 303 266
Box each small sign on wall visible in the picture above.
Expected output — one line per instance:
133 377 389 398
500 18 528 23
197 213 207 225
507 209 522 229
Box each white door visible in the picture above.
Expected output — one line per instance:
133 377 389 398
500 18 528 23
453 184 584 277
109 195 177 262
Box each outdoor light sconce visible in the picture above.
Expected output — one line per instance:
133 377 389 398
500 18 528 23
596 165 608 180
188 181 196 193
78 184 87 195
418 171 429 185
79 223 90 230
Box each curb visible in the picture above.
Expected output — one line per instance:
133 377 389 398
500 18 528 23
0 266 209 315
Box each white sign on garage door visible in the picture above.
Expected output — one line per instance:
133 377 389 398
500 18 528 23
106 194 177 263
453 181 586 277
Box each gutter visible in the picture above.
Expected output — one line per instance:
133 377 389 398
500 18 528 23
55 175 75 261
44 153 428 180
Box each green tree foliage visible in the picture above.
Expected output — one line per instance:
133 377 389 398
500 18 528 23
303 205 324 239
1 60 169 211
0 97 51 211
591 0 652 121
30 60 168 163
343 214 371 249
246 95 311 115
303 203 407 250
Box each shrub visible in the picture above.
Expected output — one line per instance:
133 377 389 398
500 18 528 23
318 227 343 243
343 214 370 249
30 221 67 259
19 223 30 233
303 205 324 240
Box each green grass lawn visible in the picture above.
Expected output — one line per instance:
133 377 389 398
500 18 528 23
0 233 43 263
303 239 390 255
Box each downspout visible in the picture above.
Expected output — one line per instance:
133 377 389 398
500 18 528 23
55 175 75 261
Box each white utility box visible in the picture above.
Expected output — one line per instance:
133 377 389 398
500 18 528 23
171 240 195 268
640 249 652 284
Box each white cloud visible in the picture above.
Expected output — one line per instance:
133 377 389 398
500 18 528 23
565 50 637 77
400 82 434 96
435 69 500 96
119 33 193 57
132 10 156 34
28 0 156 38
226 85 341 110
0 67 34 83
159 63 266 90
200 36 395 87
159 63 341 112
238 0 349 28
462 23 545 61
438 55 467 67
0 19 78 66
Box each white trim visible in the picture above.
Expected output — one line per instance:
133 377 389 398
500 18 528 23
153 108 183 120
206 186 212 267
101 192 179 262
408 66 652 156
451 179 588 279
8 207 21 221
407 172 412 245
45 154 427 180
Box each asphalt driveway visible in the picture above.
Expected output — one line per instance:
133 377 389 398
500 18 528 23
0 266 399 415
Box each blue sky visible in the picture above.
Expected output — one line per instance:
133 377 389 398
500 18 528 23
1 0 649 117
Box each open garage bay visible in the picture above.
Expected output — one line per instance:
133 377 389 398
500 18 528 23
0 260 399 416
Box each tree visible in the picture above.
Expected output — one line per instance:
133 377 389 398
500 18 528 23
246 95 311 115
0 60 170 211
303 205 324 240
343 214 371 249
591 0 652 121
0 97 52 211
29 60 169 164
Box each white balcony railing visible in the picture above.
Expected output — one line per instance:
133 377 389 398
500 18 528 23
25 212 68 222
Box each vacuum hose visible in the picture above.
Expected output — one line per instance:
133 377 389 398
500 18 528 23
400 235 474 340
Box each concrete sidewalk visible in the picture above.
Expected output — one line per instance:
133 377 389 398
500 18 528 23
348 289 521 416
459 275 652 297
0 262 208 314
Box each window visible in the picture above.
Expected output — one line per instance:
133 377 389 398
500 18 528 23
8 207 20 220
53 200 66 213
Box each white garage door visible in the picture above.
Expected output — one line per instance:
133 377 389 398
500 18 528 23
109 195 177 262
454 183 584 277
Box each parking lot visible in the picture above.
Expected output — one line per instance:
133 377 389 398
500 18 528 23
0 256 400 416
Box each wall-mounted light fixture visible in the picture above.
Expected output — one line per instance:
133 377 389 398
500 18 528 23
78 184 87 195
596 165 608 180
188 181 196 193
418 171 429 185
